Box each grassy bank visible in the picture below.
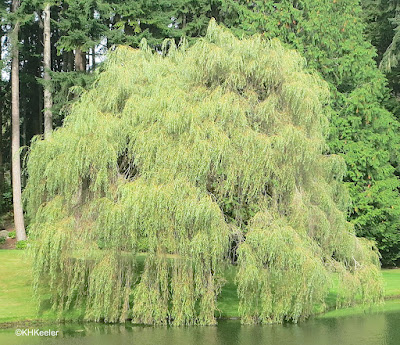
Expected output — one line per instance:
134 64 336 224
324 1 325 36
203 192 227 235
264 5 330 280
1 250 400 326
0 250 84 325
318 268 400 319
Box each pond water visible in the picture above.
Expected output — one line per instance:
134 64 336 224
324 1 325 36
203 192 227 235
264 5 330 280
1 310 399 345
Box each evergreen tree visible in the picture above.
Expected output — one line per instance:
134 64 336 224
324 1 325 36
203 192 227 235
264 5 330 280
19 9 43 142
378 2 400 72
105 0 177 48
57 0 108 71
362 0 400 109
362 0 397 61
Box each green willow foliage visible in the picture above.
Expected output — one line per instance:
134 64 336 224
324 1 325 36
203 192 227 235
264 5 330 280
25 21 383 325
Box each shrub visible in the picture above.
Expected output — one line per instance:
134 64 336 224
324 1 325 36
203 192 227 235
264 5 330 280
16 240 27 250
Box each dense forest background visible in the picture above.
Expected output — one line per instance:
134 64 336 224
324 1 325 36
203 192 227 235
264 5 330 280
1 0 400 266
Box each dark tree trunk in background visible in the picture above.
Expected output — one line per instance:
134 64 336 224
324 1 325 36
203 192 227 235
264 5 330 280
38 84 42 134
92 46 96 71
75 48 86 72
67 51 74 71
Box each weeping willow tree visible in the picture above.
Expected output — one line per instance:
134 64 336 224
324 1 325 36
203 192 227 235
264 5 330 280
25 20 383 326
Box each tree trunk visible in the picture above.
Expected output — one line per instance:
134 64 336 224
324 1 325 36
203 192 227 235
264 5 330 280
75 47 86 72
124 23 134 36
182 13 187 29
43 3 53 138
11 0 26 241
62 51 67 72
0 33 4 199
92 46 96 71
0 93 3 200
38 83 42 134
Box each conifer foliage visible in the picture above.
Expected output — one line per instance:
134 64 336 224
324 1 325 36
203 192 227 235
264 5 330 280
25 21 383 325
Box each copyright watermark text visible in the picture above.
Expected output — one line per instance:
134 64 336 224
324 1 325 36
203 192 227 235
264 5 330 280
15 329 59 337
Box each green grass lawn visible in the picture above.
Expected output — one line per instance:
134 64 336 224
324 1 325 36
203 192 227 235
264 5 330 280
1 250 400 325
0 250 84 325
382 268 400 297
217 265 240 318
311 267 400 320
0 250 38 324
317 299 400 319
0 250 65 325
